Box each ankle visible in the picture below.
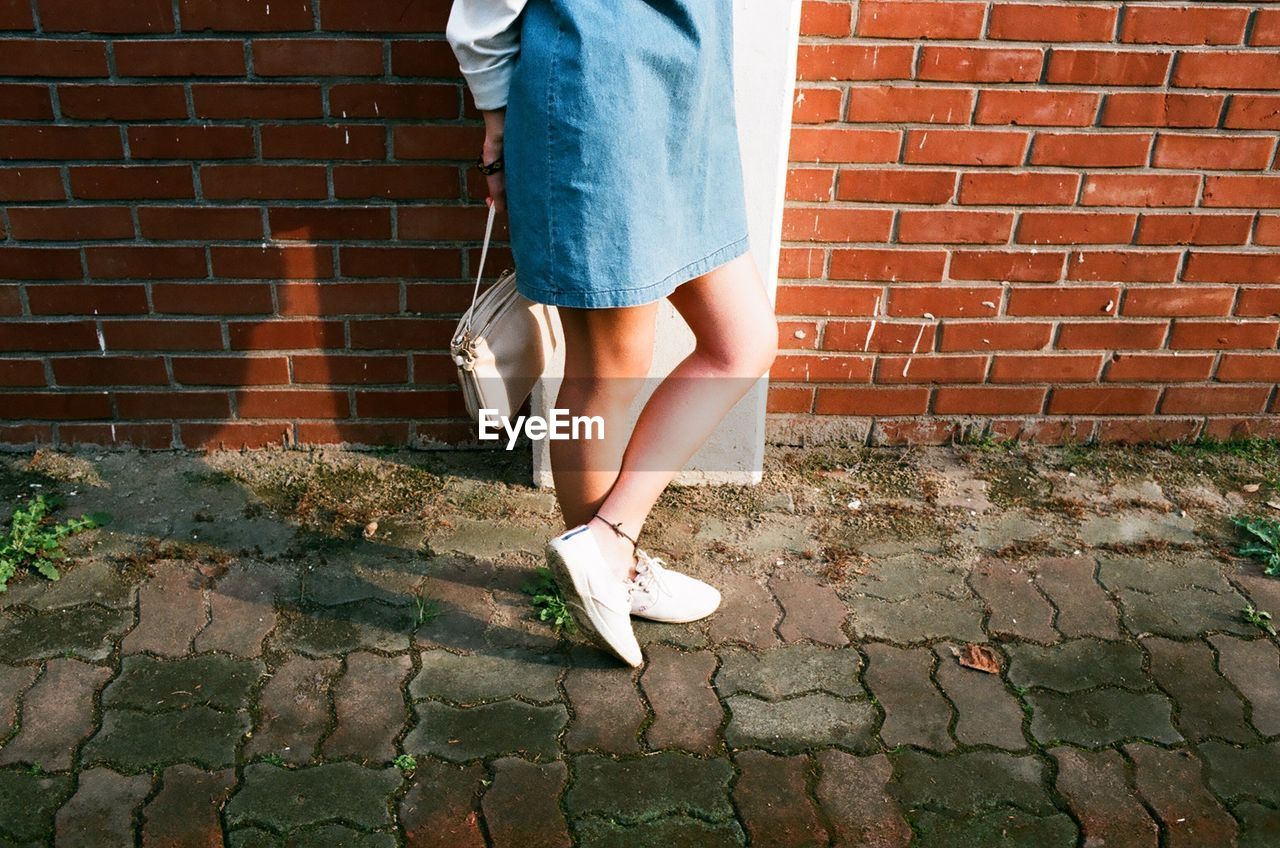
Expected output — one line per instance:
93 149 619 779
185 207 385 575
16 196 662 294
585 519 639 582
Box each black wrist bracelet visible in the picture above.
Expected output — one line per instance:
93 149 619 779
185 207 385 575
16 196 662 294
476 153 504 174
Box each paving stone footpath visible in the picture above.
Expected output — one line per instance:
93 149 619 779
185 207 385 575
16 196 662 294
1 445 1278 847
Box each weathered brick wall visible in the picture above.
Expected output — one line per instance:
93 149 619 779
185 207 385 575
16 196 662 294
775 0 1279 445
0 0 1276 450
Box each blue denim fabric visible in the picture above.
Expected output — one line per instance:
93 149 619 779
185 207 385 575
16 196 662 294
503 0 751 309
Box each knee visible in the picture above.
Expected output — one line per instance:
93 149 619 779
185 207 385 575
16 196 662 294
698 319 778 380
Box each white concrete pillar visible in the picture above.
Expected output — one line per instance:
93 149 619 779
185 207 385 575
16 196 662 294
532 0 803 487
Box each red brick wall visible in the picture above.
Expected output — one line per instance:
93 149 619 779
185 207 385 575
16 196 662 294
774 0 1280 444
1 1 1277 450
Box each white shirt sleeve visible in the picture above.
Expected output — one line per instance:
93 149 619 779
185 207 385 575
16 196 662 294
445 0 530 111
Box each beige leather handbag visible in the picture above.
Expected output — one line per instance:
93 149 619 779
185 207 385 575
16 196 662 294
449 202 562 422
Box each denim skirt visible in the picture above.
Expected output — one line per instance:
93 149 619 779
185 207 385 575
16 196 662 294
503 0 751 309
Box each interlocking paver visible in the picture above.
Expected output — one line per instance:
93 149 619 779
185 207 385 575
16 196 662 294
1126 743 1239 848
1099 555 1253 638
724 692 877 753
141 765 237 848
814 750 910 848
970 559 1058 643
0 605 129 662
400 758 486 848
124 560 207 656
910 809 1078 848
572 816 746 848
0 664 38 739
3 560 136 611
410 647 563 703
1198 740 1280 806
414 563 494 654
565 752 735 823
863 643 953 751
845 594 986 643
732 749 827 847
246 655 338 764
1031 555 1123 639
1236 800 1280 848
889 749 1060 818
84 706 251 770
707 573 780 648
1208 634 1280 736
1005 639 1148 692
1143 636 1253 743
769 575 849 646
54 767 151 848
640 645 721 753
103 654 263 711
932 644 1025 750
323 651 411 761
0 658 113 771
196 560 289 657
270 602 415 656
562 646 645 754
224 762 400 831
1050 747 1157 848
0 770 72 844
714 644 862 699
404 700 566 762
229 824 396 847
481 757 570 848
1026 688 1180 746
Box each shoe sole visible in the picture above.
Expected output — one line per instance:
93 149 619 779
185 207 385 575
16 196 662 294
545 542 643 668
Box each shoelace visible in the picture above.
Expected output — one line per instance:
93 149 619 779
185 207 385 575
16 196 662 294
629 551 673 598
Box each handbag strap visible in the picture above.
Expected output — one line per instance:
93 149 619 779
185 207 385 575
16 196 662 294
461 200 499 336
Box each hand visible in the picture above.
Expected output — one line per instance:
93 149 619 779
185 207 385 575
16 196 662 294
480 109 506 215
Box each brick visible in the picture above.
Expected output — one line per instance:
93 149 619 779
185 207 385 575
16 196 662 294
935 386 1046 414
1048 386 1160 415
639 646 721 754
846 85 973 123
1226 94 1280 130
1057 320 1168 350
1105 353 1214 383
1017 211 1137 244
829 248 947 282
776 284 880 316
788 127 900 163
0 658 112 771
1122 286 1235 316
114 40 245 76
796 44 914 82
977 88 1100 126
1051 748 1157 848
1007 285 1119 317
1184 252 1280 284
1047 49 1172 86
122 560 207 655
1209 635 1280 736
482 758 570 848
782 207 894 242
57 83 187 120
801 1 853 37
1217 353 1280 382
1138 214 1251 245
786 166 836 198
401 759 486 848
1162 385 1270 414
1173 52 1280 90
8 206 134 241
1102 91 1224 127
990 354 1101 383
876 354 987 384
29 284 148 315
815 750 911 848
0 39 108 77
323 651 411 761
836 169 956 203
769 574 849 645
1143 636 1253 743
863 643 953 751
70 165 195 200
55 768 151 848
733 750 828 847
141 767 236 848
949 249 1065 282
957 171 1078 205
246 655 338 764
1122 6 1248 45
252 38 382 76
903 128 1028 166
939 320 1053 351
193 83 323 119
988 3 1116 41
1126 743 1239 848
816 386 931 415
180 0 314 31
793 88 843 124
887 286 999 319
1169 320 1279 350
1082 173 1199 207
897 210 1013 244
1154 133 1275 170
917 46 1044 83
933 643 1026 750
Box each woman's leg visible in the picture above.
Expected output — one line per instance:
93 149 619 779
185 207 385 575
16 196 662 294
549 299 660 574
585 250 778 579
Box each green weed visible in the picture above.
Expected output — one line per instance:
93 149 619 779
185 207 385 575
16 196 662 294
1242 606 1277 637
1234 515 1280 576
413 592 441 626
521 566 576 635
393 754 417 774
1 494 105 592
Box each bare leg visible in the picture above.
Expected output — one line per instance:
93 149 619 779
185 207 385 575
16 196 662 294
549 300 659 578
585 250 778 579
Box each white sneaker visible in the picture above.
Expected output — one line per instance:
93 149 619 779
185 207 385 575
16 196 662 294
544 525 644 667
627 549 722 623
